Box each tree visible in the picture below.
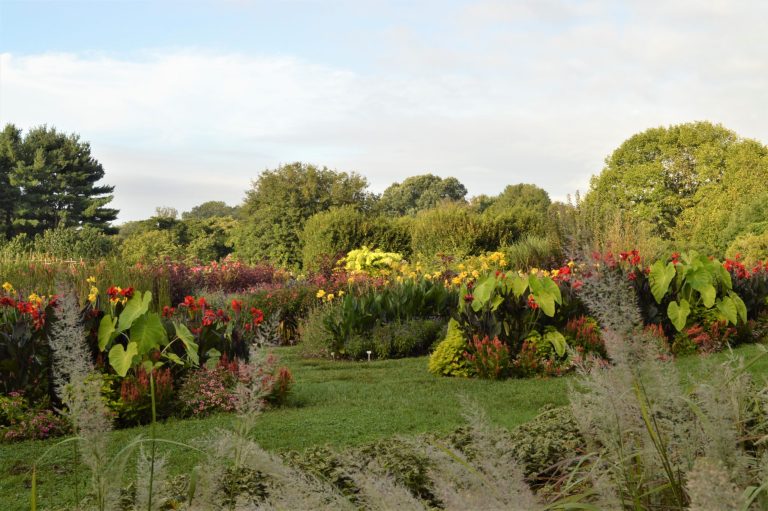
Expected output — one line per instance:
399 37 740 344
378 174 467 216
582 122 768 247
182 201 239 220
9 125 118 235
232 162 370 266
483 184 552 242
0 125 22 239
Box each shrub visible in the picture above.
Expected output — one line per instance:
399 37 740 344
355 318 445 360
178 354 292 416
33 226 116 260
410 202 504 261
506 405 584 484
428 319 472 377
500 234 562 271
0 391 69 442
340 246 404 275
104 366 175 425
298 304 340 358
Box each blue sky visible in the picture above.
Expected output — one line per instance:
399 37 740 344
1 0 767 222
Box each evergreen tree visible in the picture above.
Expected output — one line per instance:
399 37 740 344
0 125 22 239
9 125 118 235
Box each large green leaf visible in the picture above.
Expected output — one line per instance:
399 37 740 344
729 291 748 323
667 299 691 332
539 277 562 304
684 267 711 294
117 291 153 333
130 312 168 354
649 261 676 304
696 283 717 308
543 329 567 357
98 314 117 351
716 297 737 325
174 322 200 366
510 274 529 298
109 342 138 377
536 292 556 317
472 276 497 308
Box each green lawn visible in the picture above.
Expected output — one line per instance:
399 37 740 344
2 344 767 510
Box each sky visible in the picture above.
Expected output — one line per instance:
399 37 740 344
1 0 766 222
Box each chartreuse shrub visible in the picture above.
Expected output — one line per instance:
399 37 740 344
340 246 404 275
428 319 473 377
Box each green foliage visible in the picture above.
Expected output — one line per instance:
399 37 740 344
377 174 467 216
31 226 115 260
484 183 552 241
301 206 411 271
233 162 370 267
181 201 239 221
298 304 339 358
346 318 445 360
506 405 583 481
457 272 563 358
428 319 472 377
4 124 118 237
501 234 562 271
319 279 457 358
647 251 746 331
120 229 185 264
410 202 505 261
726 230 768 265
583 121 768 251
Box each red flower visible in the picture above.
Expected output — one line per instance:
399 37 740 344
120 287 135 298
107 286 120 298
231 299 242 313
464 293 474 303
527 294 539 310
250 307 264 325
627 271 637 281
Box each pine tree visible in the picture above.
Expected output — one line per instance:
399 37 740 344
9 125 118 235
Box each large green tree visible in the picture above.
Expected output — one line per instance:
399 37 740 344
233 162 370 266
583 122 768 250
483 183 552 241
378 174 467 216
7 124 118 236
0 125 22 239
182 200 240 220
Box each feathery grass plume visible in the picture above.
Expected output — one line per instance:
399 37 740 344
568 262 696 508
425 399 540 510
347 461 426 511
136 446 169 511
685 457 742 511
48 288 118 510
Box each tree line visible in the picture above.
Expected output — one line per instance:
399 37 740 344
2 121 767 266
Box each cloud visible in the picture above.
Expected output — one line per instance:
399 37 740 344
1 1 767 221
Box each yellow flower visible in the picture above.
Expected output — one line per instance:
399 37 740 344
326 293 335 301
567 260 575 268
2 282 13 293
28 293 42 304
316 289 326 298
551 269 560 277
86 276 97 284
458 264 466 271
451 276 462 285
471 270 479 278
338 290 345 296
348 277 355 284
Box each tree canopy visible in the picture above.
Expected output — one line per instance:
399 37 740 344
182 201 239 220
583 121 768 249
232 162 370 266
0 124 118 238
378 174 467 216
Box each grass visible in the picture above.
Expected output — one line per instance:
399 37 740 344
2 343 767 510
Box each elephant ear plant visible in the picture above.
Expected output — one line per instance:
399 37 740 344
456 271 564 358
648 251 747 332
31 289 204 511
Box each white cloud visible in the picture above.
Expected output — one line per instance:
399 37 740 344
1 1 767 221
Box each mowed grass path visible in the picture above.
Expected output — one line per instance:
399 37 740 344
2 344 768 509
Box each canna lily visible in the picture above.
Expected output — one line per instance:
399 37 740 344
2 282 14 294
